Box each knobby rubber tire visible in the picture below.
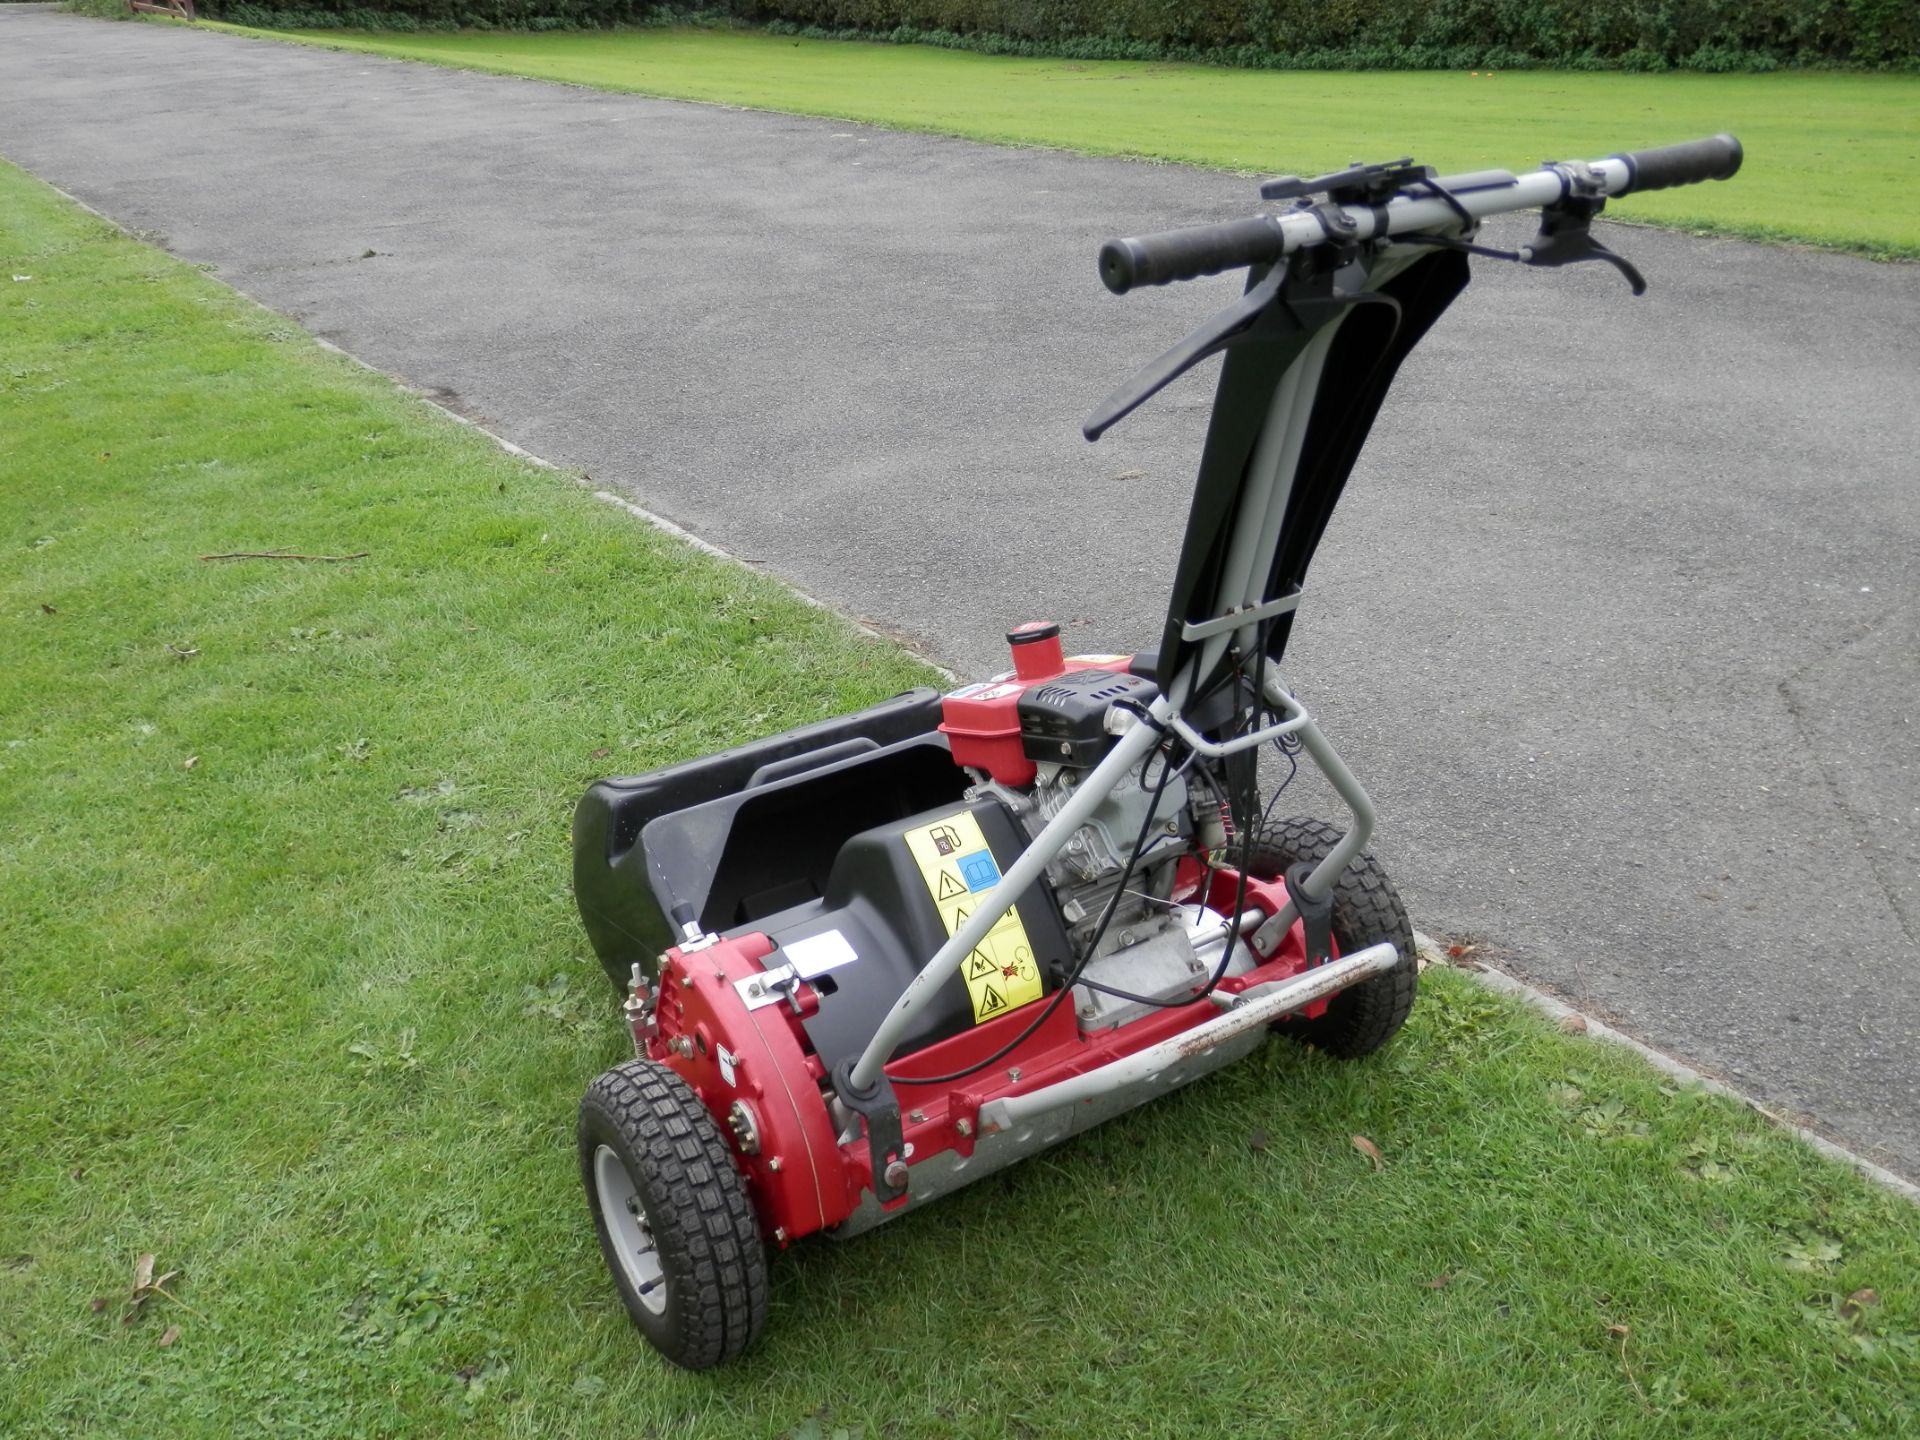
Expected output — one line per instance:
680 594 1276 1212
1252 816 1418 1058
578 1059 768 1369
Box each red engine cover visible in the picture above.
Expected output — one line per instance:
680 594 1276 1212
937 622 1134 785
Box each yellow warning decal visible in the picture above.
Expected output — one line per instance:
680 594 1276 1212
901 811 1043 1024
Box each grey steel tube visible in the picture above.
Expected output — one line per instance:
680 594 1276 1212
979 941 1400 1129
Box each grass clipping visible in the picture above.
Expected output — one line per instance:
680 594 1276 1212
3 159 1919 1438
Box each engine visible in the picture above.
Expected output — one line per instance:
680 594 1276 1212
941 626 1254 1029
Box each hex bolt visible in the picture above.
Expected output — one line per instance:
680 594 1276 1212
768 1156 783 1173
955 1117 974 1139
1007 1067 1022 1083
884 1158 910 1189
773 1226 788 1244
908 1109 926 1124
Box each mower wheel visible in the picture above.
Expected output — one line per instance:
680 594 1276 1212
1253 816 1418 1058
578 1059 767 1369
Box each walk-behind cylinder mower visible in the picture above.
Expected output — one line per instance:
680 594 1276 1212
571 134 1744 1367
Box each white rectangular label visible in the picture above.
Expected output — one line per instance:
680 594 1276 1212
783 928 859 979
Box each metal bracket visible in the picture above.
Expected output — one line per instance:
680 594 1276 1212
1546 159 1607 200
1179 587 1302 643
1285 860 1336 966
1168 707 1308 759
831 1057 908 1203
733 966 804 1013
734 929 860 1012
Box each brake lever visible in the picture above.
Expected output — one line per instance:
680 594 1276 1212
1520 200 1647 295
1083 266 1284 440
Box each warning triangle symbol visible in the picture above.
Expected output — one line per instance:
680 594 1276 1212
936 871 967 901
966 950 998 981
952 906 970 928
978 983 1007 1016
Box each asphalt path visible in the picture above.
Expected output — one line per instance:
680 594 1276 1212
4 10 1916 1176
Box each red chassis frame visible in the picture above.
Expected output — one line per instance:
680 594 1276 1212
638 861 1331 1243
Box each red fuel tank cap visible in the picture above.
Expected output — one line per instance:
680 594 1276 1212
1006 622 1064 682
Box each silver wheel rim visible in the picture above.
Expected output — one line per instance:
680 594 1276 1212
594 1144 667 1316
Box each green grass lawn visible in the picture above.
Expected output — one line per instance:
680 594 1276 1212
5 161 1920 1437
209 24 1920 259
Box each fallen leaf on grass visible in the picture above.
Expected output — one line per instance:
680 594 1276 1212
1560 1014 1589 1034
183 756 199 770
159 1325 181 1348
39 603 57 615
1446 942 1483 960
1426 1273 1452 1289
1351 1135 1384 1170
124 1253 185 1324
89 1297 107 1314
1247 1128 1269 1152
590 746 611 761
1607 1323 1632 1339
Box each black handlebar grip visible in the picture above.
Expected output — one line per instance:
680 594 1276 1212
1611 133 1743 195
1099 215 1286 294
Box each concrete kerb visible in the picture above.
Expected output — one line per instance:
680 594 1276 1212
42 175 1913 1204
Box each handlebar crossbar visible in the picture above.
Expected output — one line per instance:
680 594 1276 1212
1099 134 1742 294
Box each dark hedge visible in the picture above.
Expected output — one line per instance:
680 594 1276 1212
204 0 1919 68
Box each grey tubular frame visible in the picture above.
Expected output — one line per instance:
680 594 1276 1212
845 263 1409 1093
843 668 1387 1094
